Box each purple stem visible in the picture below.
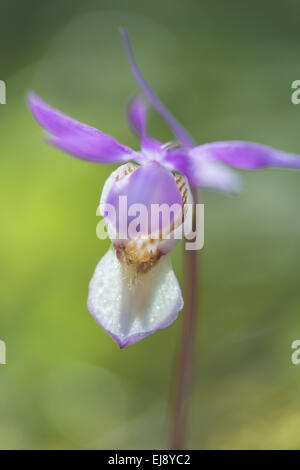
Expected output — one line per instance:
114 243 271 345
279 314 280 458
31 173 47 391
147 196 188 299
168 186 199 449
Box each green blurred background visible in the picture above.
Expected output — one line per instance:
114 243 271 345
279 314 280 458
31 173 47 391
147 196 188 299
1 0 300 449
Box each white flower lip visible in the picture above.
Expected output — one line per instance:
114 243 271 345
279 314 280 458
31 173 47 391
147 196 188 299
87 246 183 348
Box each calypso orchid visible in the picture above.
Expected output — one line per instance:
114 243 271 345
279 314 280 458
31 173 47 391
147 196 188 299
27 29 300 348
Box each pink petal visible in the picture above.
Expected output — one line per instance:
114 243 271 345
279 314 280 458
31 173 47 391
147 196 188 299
27 92 137 163
194 141 300 170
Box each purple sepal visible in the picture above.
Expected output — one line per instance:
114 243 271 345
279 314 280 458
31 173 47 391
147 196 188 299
27 92 136 163
194 141 300 170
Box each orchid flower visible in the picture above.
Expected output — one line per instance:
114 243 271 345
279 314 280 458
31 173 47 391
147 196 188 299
27 30 300 349
26 93 199 348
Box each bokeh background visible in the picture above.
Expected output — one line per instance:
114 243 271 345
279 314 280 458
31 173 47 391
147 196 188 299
1 0 300 450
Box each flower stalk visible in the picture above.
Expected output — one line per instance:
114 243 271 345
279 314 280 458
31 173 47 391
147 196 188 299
168 186 199 449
